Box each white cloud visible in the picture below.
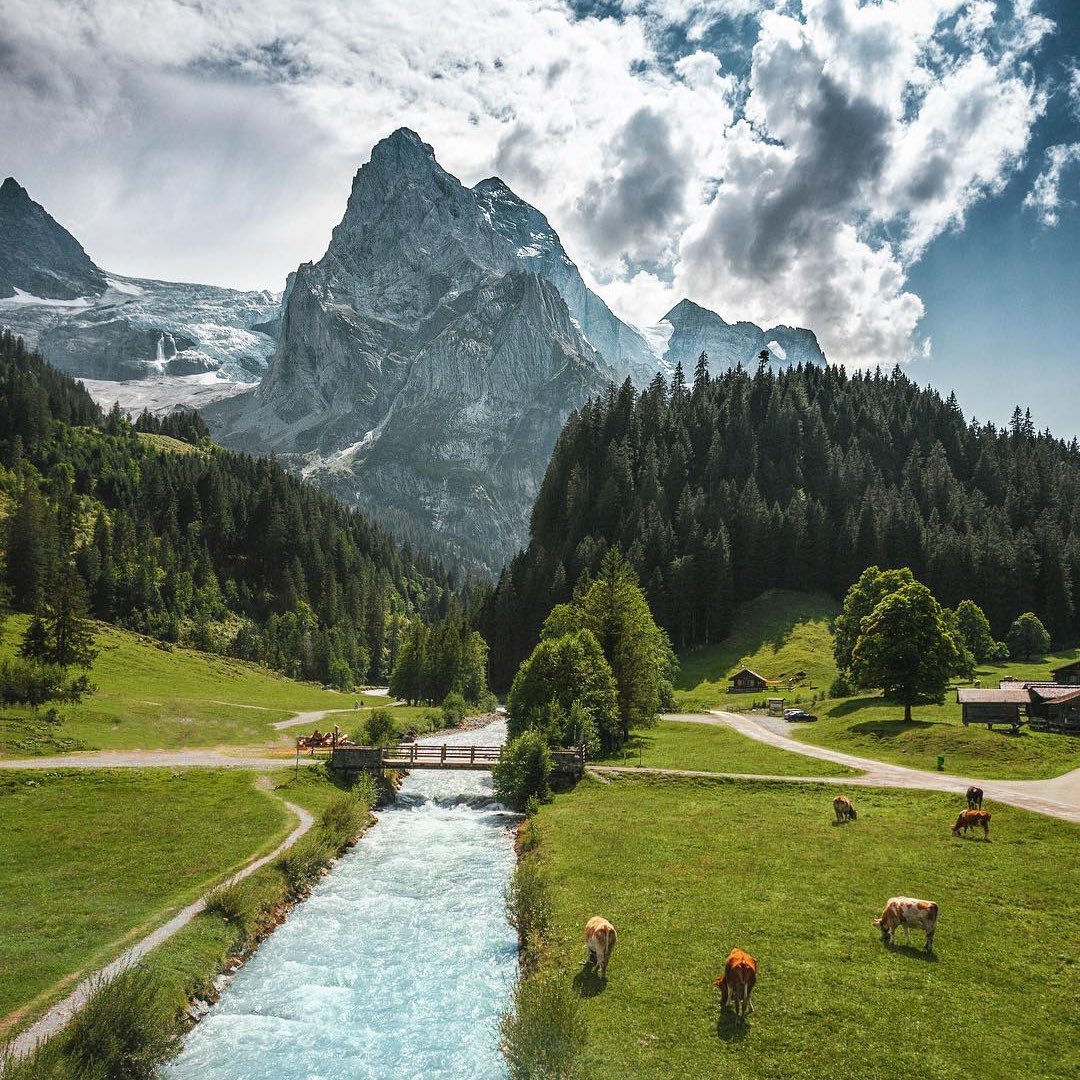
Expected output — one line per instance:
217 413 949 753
0 0 1058 367
1024 142 1080 226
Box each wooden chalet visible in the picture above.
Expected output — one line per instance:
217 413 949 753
730 667 769 692
1051 659 1080 685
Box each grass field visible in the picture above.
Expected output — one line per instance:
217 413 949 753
533 774 1080 1080
0 768 296 1036
673 590 839 713
594 720 857 776
0 616 387 757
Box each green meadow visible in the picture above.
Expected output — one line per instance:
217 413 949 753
531 774 1080 1080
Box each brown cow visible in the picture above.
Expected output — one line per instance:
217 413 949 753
966 786 984 810
584 916 617 979
873 897 938 952
713 948 757 1022
952 809 991 839
833 795 857 823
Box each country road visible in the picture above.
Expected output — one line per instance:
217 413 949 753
589 711 1080 824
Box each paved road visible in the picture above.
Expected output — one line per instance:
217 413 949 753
9 797 315 1059
597 711 1080 824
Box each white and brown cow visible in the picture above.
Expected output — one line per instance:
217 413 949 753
713 948 757 1023
584 916 617 979
952 809 991 839
872 897 938 952
833 795 857 823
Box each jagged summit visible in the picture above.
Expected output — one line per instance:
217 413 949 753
0 176 108 301
656 296 826 372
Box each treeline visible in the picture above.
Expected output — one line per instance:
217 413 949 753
481 361 1080 688
0 331 457 686
388 614 490 706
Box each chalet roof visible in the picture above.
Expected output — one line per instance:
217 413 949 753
957 688 1033 704
1033 687 1080 706
730 667 767 682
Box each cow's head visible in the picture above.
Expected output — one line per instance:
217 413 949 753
848 806 857 819
872 917 891 943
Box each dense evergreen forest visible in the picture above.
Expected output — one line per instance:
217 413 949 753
480 360 1080 689
0 332 457 686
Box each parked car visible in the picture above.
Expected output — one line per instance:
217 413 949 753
784 708 818 723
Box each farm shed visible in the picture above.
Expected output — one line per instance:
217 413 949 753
1051 659 1080 685
957 687 1031 729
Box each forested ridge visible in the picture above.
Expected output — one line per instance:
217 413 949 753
0 332 457 685
481 360 1080 689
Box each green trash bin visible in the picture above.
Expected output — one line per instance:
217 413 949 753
936 755 945 772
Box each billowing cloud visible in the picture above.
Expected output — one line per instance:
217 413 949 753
0 0 1061 367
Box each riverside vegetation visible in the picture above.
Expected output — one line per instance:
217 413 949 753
1 772 375 1079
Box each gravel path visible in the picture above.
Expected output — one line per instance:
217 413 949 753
607 711 1080 824
9 796 315 1059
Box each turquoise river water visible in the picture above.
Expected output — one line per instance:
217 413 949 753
166 720 518 1079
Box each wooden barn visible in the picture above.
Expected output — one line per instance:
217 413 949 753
730 668 768 692
957 687 1031 730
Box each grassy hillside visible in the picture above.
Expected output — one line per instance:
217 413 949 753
0 768 296 1036
533 774 1079 1080
671 591 1080 779
673 590 839 712
0 615 382 756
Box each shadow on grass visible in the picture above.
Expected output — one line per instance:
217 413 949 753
825 695 888 718
572 962 607 998
715 1007 751 1041
847 719 936 739
884 942 940 963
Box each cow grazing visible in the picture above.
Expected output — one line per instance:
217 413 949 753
952 809 991 839
584 916 617 979
966 786 984 810
833 795 857 823
873 897 938 952
713 948 757 1023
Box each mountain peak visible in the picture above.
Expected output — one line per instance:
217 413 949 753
1 177 29 201
368 127 439 171
662 298 712 323
0 177 107 301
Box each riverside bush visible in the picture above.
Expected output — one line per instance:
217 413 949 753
0 1039 102 1080
500 974 587 1080
506 856 551 960
492 731 552 811
441 691 467 726
201 880 263 938
317 791 371 847
62 966 179 1080
275 835 335 900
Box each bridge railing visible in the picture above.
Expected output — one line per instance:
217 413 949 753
381 743 504 765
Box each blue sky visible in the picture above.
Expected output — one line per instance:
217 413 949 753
1 0 1077 434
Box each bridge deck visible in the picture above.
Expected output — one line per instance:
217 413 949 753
328 742 586 777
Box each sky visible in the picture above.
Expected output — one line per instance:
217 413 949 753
1 0 1078 435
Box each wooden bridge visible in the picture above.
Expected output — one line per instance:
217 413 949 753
328 742 586 779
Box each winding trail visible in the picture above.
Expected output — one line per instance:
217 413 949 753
8 794 314 1059
587 711 1080 825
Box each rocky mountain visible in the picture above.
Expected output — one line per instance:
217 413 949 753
0 176 279 402
206 129 617 575
649 298 826 373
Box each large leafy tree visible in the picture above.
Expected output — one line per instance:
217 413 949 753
507 628 619 752
1006 612 1051 661
952 599 996 663
850 581 962 722
547 549 676 741
833 566 916 674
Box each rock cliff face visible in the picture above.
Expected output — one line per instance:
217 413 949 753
654 298 826 372
0 176 279 389
207 129 615 575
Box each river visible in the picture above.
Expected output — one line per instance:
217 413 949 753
166 720 518 1080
